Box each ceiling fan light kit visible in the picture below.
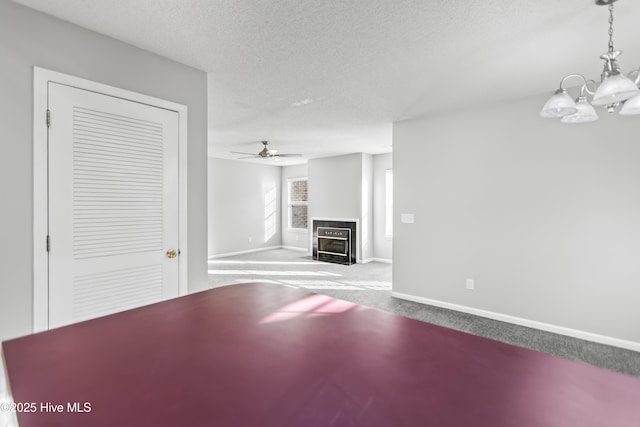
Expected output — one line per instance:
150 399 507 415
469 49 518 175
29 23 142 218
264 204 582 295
540 0 640 123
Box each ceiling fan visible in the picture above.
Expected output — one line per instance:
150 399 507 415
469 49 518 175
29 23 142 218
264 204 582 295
232 141 302 160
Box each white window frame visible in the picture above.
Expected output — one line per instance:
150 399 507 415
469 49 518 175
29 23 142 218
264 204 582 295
288 177 308 230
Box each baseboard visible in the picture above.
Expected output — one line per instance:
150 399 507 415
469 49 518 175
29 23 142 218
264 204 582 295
391 291 640 353
208 246 283 260
280 246 308 252
360 258 392 264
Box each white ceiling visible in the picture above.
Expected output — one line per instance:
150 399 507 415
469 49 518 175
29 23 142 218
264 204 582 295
12 0 640 165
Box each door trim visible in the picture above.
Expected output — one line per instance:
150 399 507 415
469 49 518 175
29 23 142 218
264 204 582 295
33 67 189 332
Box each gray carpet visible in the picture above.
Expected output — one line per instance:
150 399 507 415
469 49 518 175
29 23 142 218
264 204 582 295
208 248 640 377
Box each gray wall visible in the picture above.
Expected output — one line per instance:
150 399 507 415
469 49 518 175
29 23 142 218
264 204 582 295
208 158 282 257
373 153 393 261
0 1 208 343
308 153 373 262
393 92 640 344
281 164 309 251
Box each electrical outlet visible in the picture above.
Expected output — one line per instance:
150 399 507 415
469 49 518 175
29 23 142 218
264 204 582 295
401 213 415 224
466 278 474 290
248 236 252 243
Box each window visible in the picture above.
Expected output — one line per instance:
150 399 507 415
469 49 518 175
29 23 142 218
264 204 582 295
288 178 308 230
385 169 393 236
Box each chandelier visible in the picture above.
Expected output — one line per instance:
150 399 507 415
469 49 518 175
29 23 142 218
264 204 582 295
540 0 640 123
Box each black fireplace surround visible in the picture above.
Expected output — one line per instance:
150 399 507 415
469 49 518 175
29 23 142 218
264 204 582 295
312 220 357 265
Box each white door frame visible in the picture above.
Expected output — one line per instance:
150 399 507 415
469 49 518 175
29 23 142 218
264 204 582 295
33 67 189 332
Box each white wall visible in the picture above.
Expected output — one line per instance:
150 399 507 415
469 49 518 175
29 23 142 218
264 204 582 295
393 92 640 345
308 153 373 262
0 1 208 344
281 164 309 251
309 154 363 219
208 158 281 257
373 153 393 261
361 154 374 261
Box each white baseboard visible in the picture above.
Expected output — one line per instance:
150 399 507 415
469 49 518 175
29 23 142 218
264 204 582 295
208 246 283 260
392 291 640 353
281 246 308 252
358 258 393 264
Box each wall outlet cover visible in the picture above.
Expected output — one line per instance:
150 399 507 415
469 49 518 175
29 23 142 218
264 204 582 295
466 279 474 290
401 213 415 224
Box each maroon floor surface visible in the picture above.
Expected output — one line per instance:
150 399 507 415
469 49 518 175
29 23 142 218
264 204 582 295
3 282 640 426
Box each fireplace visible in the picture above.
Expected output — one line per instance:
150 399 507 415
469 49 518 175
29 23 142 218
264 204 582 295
317 227 351 264
312 219 357 265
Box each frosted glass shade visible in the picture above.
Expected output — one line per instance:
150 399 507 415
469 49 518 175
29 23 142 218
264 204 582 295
560 97 599 123
619 93 640 115
540 91 577 118
591 74 640 106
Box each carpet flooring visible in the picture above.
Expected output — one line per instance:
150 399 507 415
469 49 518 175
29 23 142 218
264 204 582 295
208 248 640 377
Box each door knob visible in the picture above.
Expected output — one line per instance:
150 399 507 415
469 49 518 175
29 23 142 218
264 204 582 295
166 249 178 259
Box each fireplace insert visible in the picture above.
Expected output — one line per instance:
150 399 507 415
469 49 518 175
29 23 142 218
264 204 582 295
317 227 352 265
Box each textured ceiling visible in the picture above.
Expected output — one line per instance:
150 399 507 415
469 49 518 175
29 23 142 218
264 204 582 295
11 0 640 164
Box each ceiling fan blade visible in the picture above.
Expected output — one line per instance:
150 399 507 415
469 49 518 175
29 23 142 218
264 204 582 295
232 141 302 160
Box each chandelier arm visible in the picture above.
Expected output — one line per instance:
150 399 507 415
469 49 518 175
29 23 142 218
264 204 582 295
582 80 597 96
558 74 590 92
631 68 640 86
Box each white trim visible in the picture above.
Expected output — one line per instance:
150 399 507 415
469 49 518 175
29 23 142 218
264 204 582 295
33 67 189 332
372 257 393 264
310 216 361 261
281 246 308 252
286 177 309 231
33 68 49 332
208 246 283 260
391 291 640 353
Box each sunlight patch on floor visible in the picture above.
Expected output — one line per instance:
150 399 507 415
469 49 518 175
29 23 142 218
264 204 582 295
259 294 357 324
279 279 364 290
341 280 392 290
208 269 341 277
208 260 318 266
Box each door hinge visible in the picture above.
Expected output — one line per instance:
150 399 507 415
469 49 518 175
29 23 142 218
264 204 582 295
46 109 51 128
46 235 50 252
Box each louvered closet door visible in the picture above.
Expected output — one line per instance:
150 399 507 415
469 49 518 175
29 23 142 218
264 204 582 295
48 82 180 329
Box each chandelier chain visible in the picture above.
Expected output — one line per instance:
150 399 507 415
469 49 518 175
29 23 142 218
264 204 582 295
608 3 614 53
